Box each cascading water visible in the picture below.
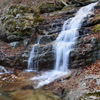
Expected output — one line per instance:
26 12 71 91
26 37 41 72
30 2 98 88
54 2 97 72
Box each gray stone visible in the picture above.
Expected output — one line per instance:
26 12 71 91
39 34 57 44
9 41 19 48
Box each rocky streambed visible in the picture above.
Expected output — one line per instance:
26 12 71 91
0 59 100 100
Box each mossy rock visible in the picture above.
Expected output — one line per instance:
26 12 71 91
1 4 41 36
78 92 100 100
61 5 74 11
92 24 100 33
39 3 55 13
86 92 100 97
39 3 64 14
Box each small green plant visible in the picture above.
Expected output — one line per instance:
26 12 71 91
92 24 100 33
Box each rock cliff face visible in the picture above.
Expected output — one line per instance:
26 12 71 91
20 1 100 71
0 0 100 70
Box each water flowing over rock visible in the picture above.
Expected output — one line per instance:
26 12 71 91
29 2 98 88
0 1 100 99
54 2 98 72
0 2 100 71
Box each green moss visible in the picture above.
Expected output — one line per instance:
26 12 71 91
19 5 27 11
86 92 100 97
97 14 100 17
39 3 55 13
34 15 42 24
1 4 41 36
61 5 74 11
92 24 100 33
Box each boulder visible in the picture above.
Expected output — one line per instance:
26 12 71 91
1 4 41 37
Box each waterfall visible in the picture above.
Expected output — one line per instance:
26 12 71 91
26 37 41 72
30 2 97 88
54 2 97 72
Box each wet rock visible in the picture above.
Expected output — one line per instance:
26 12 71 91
82 16 100 27
1 1 100 71
33 43 55 70
39 34 57 44
35 11 75 35
0 28 8 42
22 85 34 90
21 43 55 70
7 35 24 42
71 0 98 7
69 35 100 68
94 1 100 9
79 27 92 36
82 2 100 27
20 4 100 70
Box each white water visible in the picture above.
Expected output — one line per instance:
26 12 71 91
54 2 97 71
26 37 41 72
30 2 97 88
